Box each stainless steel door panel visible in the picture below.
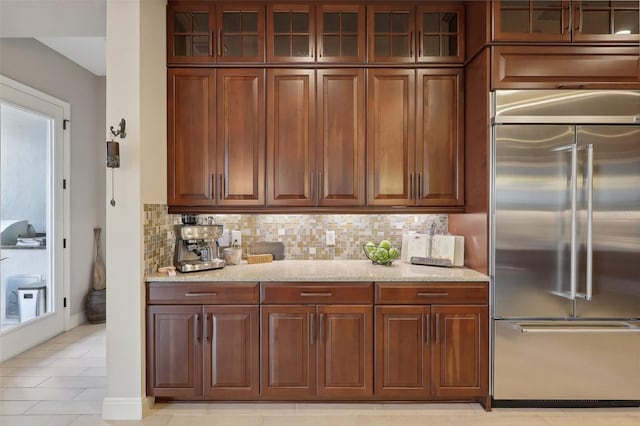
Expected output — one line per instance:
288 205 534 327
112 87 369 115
493 320 640 400
494 125 575 318
576 126 640 319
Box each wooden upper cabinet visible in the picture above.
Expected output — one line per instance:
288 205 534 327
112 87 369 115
493 0 639 43
368 4 464 63
366 69 415 206
203 305 260 400
317 4 366 63
167 69 217 206
572 0 639 43
167 2 217 64
267 69 317 206
216 69 266 206
267 4 316 62
216 3 265 62
147 306 203 399
493 0 571 42
431 305 488 398
317 69 366 207
368 4 416 63
416 69 464 207
417 5 465 63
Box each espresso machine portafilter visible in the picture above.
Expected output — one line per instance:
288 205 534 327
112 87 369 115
174 223 225 272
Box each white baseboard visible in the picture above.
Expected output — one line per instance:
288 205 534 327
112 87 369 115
68 311 86 330
102 397 145 420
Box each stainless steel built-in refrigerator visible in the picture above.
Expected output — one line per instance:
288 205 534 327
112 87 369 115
491 90 640 404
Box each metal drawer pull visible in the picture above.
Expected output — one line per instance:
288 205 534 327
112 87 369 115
417 292 449 297
185 292 217 297
515 323 640 334
300 292 333 297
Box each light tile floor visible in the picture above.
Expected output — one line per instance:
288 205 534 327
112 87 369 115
1 324 639 425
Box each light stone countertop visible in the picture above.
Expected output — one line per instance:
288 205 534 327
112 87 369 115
146 260 489 283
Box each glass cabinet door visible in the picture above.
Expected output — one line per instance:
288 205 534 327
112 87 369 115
493 0 571 42
267 4 315 62
317 4 365 63
573 1 639 43
217 4 265 62
167 2 217 63
417 5 465 63
368 5 416 63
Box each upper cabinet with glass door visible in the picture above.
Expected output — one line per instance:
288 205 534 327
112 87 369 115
167 2 217 64
493 0 639 43
368 4 465 63
167 3 265 64
317 4 366 63
267 4 316 62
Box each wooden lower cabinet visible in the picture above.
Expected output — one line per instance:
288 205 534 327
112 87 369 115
261 304 373 400
375 304 488 401
147 305 203 399
203 306 259 400
147 304 259 400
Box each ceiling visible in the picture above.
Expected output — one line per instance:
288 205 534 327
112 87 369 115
0 0 106 76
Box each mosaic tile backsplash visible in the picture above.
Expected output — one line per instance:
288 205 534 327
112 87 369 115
144 204 447 274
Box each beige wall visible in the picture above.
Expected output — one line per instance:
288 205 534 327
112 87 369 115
103 0 166 420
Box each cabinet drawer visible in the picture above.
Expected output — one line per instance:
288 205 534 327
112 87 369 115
147 282 259 304
261 282 373 304
375 282 488 304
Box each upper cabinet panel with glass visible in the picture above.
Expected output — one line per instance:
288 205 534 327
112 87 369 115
217 4 265 62
573 1 639 43
368 4 465 63
417 5 465 63
493 0 639 43
267 4 316 62
317 4 366 63
167 2 217 64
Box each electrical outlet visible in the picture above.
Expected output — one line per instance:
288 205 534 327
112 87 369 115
278 228 286 236
231 230 242 247
326 230 336 246
309 247 316 255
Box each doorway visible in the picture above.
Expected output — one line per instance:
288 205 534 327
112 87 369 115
0 75 70 361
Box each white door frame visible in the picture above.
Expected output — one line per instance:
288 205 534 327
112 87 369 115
0 75 70 361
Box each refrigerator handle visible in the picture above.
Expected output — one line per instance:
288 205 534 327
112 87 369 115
585 144 594 301
570 145 578 301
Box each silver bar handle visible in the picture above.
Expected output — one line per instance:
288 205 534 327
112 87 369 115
570 145 578 301
585 144 594 301
300 292 332 297
515 323 640 334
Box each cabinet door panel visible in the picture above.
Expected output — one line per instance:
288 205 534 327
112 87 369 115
368 5 416 63
167 2 216 64
203 306 259 399
431 305 488 398
216 69 265 206
317 69 365 206
167 69 217 206
216 4 265 62
147 306 202 398
573 1 639 43
261 305 316 399
492 0 571 42
317 4 366 63
317 305 373 399
416 69 463 207
366 69 415 206
267 69 317 206
267 4 316 62
374 306 430 399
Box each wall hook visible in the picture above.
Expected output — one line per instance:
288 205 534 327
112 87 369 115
110 118 127 139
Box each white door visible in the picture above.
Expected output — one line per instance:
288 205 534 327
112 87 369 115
0 75 70 361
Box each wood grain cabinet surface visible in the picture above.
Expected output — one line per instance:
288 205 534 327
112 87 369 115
492 0 639 44
366 68 463 207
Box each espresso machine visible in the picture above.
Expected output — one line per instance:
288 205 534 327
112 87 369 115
174 222 225 272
